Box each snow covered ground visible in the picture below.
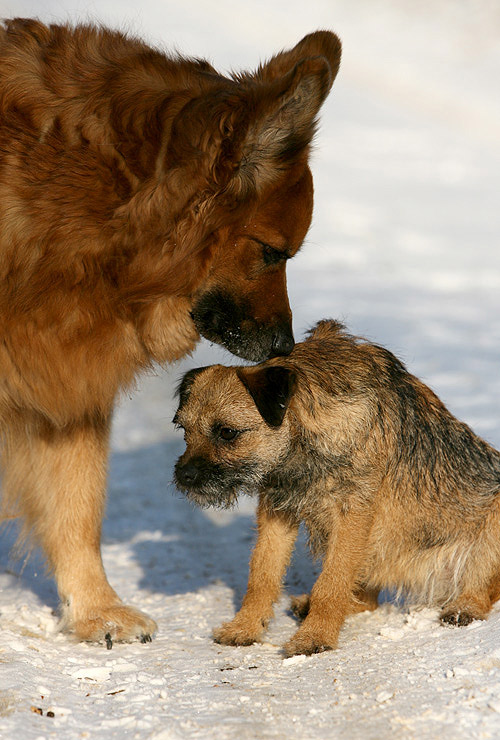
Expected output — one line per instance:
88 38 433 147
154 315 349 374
1 1 499 737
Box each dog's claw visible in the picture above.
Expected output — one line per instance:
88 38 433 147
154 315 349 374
440 611 476 627
105 632 113 650
140 633 152 643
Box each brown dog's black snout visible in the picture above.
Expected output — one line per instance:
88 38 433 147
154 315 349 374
191 289 295 362
270 327 295 357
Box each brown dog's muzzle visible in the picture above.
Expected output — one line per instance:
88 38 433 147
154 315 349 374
190 288 294 362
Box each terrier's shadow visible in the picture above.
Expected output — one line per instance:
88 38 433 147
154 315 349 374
0 437 387 616
109 439 319 606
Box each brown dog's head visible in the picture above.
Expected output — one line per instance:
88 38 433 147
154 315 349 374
190 168 312 360
163 31 342 361
173 362 297 507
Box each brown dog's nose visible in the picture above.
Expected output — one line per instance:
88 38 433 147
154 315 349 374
271 330 295 357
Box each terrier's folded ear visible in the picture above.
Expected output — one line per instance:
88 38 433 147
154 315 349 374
236 365 297 427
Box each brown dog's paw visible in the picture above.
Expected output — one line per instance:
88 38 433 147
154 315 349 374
440 594 490 628
290 594 311 621
440 609 480 628
64 604 157 646
213 616 267 647
283 628 336 657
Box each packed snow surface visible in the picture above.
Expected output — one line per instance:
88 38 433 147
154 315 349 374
1 1 499 738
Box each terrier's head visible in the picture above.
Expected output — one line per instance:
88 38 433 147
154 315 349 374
173 363 297 507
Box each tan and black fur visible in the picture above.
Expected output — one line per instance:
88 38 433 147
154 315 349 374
174 320 500 656
0 19 341 644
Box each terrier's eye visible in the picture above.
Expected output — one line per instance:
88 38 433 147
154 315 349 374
218 427 239 442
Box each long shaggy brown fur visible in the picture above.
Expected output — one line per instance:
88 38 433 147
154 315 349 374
0 19 341 644
174 320 500 656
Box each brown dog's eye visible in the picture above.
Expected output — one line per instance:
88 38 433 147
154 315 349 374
215 426 240 442
261 242 288 266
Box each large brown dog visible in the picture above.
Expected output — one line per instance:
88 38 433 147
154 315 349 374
0 19 341 644
174 320 500 656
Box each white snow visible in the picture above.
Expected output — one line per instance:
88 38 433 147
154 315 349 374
1 0 500 738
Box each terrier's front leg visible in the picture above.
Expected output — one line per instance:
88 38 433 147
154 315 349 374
284 506 372 657
214 496 298 646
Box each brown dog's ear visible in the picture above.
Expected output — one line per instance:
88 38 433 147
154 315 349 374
254 31 342 91
237 365 297 427
229 31 341 195
165 32 340 207
232 59 329 194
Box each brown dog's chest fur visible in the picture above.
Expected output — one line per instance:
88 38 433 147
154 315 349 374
0 292 197 423
0 22 210 420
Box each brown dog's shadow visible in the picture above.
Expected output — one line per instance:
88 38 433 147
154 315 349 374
0 439 264 615
108 440 256 599
0 524 59 611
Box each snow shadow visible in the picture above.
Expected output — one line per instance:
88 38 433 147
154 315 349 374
108 440 319 607
0 438 316 615
0 521 59 610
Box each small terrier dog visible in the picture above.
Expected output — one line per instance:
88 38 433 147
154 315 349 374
174 320 500 656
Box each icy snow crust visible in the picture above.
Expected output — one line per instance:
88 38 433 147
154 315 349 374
1 1 500 738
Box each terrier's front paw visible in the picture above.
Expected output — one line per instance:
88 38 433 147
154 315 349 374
283 627 336 657
213 614 267 647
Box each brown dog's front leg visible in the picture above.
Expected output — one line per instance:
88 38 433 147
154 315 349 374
213 496 299 646
284 506 372 657
2 413 157 645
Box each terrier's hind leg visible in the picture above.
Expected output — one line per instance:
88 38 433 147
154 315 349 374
350 585 379 614
290 594 310 621
291 584 379 622
440 590 492 627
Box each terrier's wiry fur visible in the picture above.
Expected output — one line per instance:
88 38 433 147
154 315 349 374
174 320 500 656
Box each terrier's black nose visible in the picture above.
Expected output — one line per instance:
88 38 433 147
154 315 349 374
175 460 202 487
